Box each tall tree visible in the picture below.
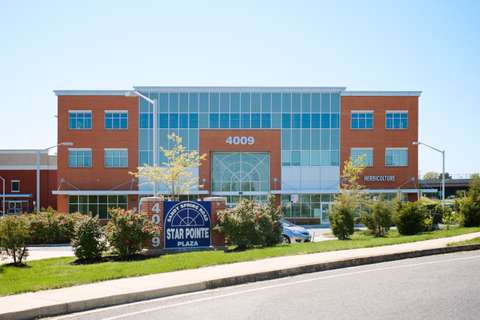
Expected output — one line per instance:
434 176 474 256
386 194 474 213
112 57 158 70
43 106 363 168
130 133 206 200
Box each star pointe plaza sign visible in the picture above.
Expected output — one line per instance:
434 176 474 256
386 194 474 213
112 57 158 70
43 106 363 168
164 201 212 249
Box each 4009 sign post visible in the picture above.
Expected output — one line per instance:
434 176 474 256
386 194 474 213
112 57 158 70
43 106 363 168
164 201 212 249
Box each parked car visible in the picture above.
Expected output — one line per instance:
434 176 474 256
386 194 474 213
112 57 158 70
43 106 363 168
280 219 311 243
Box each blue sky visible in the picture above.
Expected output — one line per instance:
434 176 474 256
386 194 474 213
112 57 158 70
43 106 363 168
1 0 479 175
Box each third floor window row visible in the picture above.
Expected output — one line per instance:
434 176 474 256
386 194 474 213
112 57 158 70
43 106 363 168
351 111 408 130
139 113 340 129
68 110 129 130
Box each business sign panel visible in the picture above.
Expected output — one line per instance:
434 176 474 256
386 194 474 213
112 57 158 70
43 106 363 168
364 175 396 182
164 201 211 249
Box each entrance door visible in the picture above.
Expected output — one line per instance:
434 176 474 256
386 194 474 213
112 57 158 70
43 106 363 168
320 203 332 225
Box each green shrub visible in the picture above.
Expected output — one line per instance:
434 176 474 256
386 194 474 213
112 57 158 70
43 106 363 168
216 198 283 249
256 198 283 246
394 202 427 235
442 207 458 229
329 193 355 240
28 211 84 244
417 198 444 227
361 200 393 237
455 174 480 227
106 209 157 258
458 197 480 227
71 216 106 261
0 216 30 265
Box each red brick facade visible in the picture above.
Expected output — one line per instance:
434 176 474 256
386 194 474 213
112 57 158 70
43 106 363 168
56 95 139 211
340 95 419 195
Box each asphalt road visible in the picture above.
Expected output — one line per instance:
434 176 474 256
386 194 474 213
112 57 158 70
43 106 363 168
51 251 480 320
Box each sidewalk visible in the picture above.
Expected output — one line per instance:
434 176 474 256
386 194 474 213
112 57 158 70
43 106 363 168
1 232 480 320
1 245 74 265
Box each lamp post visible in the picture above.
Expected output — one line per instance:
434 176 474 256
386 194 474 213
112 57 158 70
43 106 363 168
413 141 445 209
126 91 158 197
36 142 73 212
0 176 5 216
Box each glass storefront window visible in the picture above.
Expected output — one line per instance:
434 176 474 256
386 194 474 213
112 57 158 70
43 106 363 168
212 152 270 193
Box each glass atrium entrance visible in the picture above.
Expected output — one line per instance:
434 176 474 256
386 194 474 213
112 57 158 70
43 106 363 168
211 152 270 206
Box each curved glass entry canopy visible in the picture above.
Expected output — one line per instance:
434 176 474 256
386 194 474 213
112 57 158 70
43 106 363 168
211 152 270 194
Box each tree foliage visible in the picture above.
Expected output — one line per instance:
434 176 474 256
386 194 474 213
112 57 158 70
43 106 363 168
423 171 440 180
330 156 368 240
0 216 30 265
130 133 206 199
457 174 480 227
361 198 394 237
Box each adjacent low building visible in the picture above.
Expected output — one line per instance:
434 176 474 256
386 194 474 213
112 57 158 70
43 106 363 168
0 150 57 214
52 86 423 224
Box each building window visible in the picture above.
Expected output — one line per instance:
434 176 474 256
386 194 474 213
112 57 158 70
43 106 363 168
104 149 128 168
281 194 333 223
68 195 128 219
351 111 373 129
385 148 408 167
68 148 92 168
11 180 20 193
212 152 270 193
351 148 373 167
105 111 128 129
386 111 408 129
69 110 92 129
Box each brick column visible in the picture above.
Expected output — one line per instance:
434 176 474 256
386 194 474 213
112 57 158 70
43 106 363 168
139 197 164 255
205 197 226 248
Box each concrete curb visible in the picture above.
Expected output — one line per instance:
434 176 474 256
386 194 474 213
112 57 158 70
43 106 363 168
1 244 480 320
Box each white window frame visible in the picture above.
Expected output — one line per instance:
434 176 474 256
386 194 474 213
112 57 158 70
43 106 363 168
104 110 129 130
351 148 374 167
385 110 408 130
11 180 20 193
350 110 374 130
68 110 92 130
385 147 408 167
104 148 129 168
68 148 93 168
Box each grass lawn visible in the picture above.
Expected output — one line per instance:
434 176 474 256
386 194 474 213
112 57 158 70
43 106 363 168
1 226 479 296
448 236 480 246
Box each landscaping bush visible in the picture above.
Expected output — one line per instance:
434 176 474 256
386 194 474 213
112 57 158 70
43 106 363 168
28 211 84 244
106 209 157 258
329 193 355 240
0 215 30 265
417 198 444 227
361 199 393 237
216 198 283 249
71 216 106 261
457 174 480 227
394 202 427 235
458 196 480 227
442 207 458 230
256 197 283 247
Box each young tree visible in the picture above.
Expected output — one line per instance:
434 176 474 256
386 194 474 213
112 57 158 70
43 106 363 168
329 156 368 240
130 133 206 200
423 171 440 180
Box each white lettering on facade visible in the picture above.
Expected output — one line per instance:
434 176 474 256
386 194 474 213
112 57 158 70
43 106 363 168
364 175 396 182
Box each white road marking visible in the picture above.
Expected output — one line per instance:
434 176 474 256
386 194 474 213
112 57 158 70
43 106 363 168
54 253 480 320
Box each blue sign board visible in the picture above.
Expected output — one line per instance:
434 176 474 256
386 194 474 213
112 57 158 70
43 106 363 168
164 201 212 249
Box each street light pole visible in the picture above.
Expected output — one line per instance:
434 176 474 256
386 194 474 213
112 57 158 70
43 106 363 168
127 91 158 197
36 142 73 212
413 141 446 210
